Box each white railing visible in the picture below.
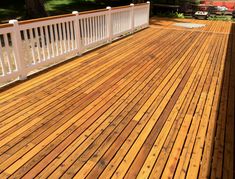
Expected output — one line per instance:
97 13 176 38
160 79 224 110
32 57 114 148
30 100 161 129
0 2 150 85
79 10 109 49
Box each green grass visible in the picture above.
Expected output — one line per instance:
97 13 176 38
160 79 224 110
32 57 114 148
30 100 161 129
208 15 233 21
0 0 129 23
0 0 116 23
46 0 78 11
155 12 185 18
0 0 25 22
45 0 96 12
0 8 16 17
45 0 106 16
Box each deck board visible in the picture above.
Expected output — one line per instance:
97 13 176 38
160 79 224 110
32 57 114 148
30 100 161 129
0 18 234 178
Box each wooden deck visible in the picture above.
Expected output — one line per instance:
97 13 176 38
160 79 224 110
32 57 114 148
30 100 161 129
0 18 234 179
150 17 232 34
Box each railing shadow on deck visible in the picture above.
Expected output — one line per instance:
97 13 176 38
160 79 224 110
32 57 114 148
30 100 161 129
204 22 235 179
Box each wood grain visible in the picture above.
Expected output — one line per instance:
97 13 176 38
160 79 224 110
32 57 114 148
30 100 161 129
0 18 233 179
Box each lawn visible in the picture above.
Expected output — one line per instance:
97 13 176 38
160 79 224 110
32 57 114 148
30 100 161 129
0 0 125 23
45 0 105 14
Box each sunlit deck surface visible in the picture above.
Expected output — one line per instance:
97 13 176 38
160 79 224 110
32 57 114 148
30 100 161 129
0 17 234 179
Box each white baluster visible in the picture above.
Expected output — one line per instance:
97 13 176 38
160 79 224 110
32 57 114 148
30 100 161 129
39 26 46 61
80 19 84 48
62 22 67 53
58 23 63 54
54 24 59 56
3 33 12 73
29 29 36 63
95 16 97 42
49 25 55 57
69 21 74 50
9 19 27 80
0 36 8 76
97 16 100 41
66 22 71 52
147 1 150 26
101 15 103 40
23 30 31 64
130 3 134 33
92 16 95 43
44 26 51 59
72 11 82 54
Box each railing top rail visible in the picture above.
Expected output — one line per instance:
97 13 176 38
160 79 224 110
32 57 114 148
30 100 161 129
18 13 75 25
0 2 149 28
7 9 110 26
17 9 109 25
79 8 108 15
111 5 131 10
0 23 13 29
135 3 149 7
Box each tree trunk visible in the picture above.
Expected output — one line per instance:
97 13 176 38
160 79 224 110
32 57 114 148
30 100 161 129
25 0 48 19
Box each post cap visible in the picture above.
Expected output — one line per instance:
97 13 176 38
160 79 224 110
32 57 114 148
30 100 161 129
130 3 134 6
106 6 111 10
147 1 150 4
72 11 79 14
9 19 18 24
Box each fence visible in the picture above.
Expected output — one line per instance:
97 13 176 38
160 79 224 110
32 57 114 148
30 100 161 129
0 2 150 85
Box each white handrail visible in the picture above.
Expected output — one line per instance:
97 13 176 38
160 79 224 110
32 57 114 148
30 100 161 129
0 2 150 86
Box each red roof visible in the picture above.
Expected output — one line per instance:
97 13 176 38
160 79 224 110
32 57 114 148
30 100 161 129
206 1 235 11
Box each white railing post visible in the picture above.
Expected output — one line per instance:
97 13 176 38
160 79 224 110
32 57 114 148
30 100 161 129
130 3 135 33
9 19 27 80
72 11 83 55
147 1 150 26
106 6 112 43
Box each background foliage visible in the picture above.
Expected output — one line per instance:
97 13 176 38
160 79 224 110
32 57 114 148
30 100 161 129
0 0 141 22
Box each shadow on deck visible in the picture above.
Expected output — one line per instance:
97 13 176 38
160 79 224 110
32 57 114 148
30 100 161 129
209 22 235 179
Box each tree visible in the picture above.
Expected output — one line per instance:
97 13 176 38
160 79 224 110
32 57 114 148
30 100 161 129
25 0 48 19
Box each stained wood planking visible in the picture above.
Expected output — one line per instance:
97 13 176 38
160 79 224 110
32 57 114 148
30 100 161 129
132 32 216 179
209 24 235 179
0 29 161 168
25 29 191 178
0 18 234 179
25 28 191 178
104 32 209 179
174 33 225 179
150 17 232 34
87 31 204 179
61 30 200 179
